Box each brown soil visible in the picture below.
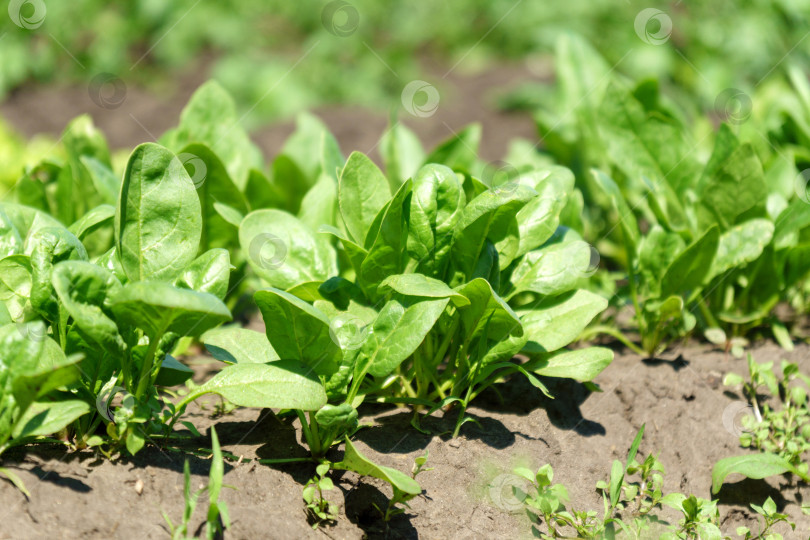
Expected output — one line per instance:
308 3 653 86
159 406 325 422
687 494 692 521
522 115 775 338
0 340 808 540
0 60 539 163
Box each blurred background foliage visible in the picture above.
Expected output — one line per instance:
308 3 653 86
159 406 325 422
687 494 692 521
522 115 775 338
0 0 809 124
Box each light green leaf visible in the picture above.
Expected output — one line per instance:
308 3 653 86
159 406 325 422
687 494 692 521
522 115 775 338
201 326 280 364
29 227 88 320
68 205 115 240
178 143 249 251
115 143 202 283
533 347 613 382
506 239 592 298
186 361 327 411
381 122 425 187
51 260 123 354
378 273 469 307
335 438 421 495
711 454 804 494
423 124 481 172
240 209 337 290
455 278 521 341
515 166 575 257
520 290 607 353
453 183 537 275
254 288 341 379
362 298 448 378
661 226 719 298
359 180 412 296
109 282 231 339
339 152 391 245
168 81 261 189
407 164 465 277
12 399 90 439
709 219 774 279
175 248 231 300
0 255 31 321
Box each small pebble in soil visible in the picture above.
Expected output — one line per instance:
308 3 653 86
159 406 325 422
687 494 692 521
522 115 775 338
449 438 462 448
134 478 144 495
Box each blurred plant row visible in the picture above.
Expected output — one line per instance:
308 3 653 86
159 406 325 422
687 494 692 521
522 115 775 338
2 1 810 122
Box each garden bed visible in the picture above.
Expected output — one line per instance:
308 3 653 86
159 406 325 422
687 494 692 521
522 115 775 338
1 339 806 539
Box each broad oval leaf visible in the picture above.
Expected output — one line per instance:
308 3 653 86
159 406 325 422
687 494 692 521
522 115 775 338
52 260 123 354
452 183 537 275
109 281 231 338
68 205 115 240
12 398 91 440
709 219 774 280
532 347 613 382
188 361 327 411
29 227 88 321
378 273 470 307
201 326 280 364
0 255 32 321
407 164 465 276
359 180 412 295
339 152 391 245
239 209 337 290
455 278 521 341
254 288 341 378
0 202 63 254
515 166 574 257
506 239 592 299
175 248 231 300
116 143 202 283
661 226 719 299
167 81 261 190
362 297 449 379
520 290 608 353
0 208 23 258
178 143 249 251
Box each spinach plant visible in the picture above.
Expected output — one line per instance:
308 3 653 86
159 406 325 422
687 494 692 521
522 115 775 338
1 141 329 457
0 321 89 493
237 128 613 440
529 34 810 356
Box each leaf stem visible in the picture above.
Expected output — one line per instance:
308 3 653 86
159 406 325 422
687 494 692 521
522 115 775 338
135 332 163 400
579 325 646 356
